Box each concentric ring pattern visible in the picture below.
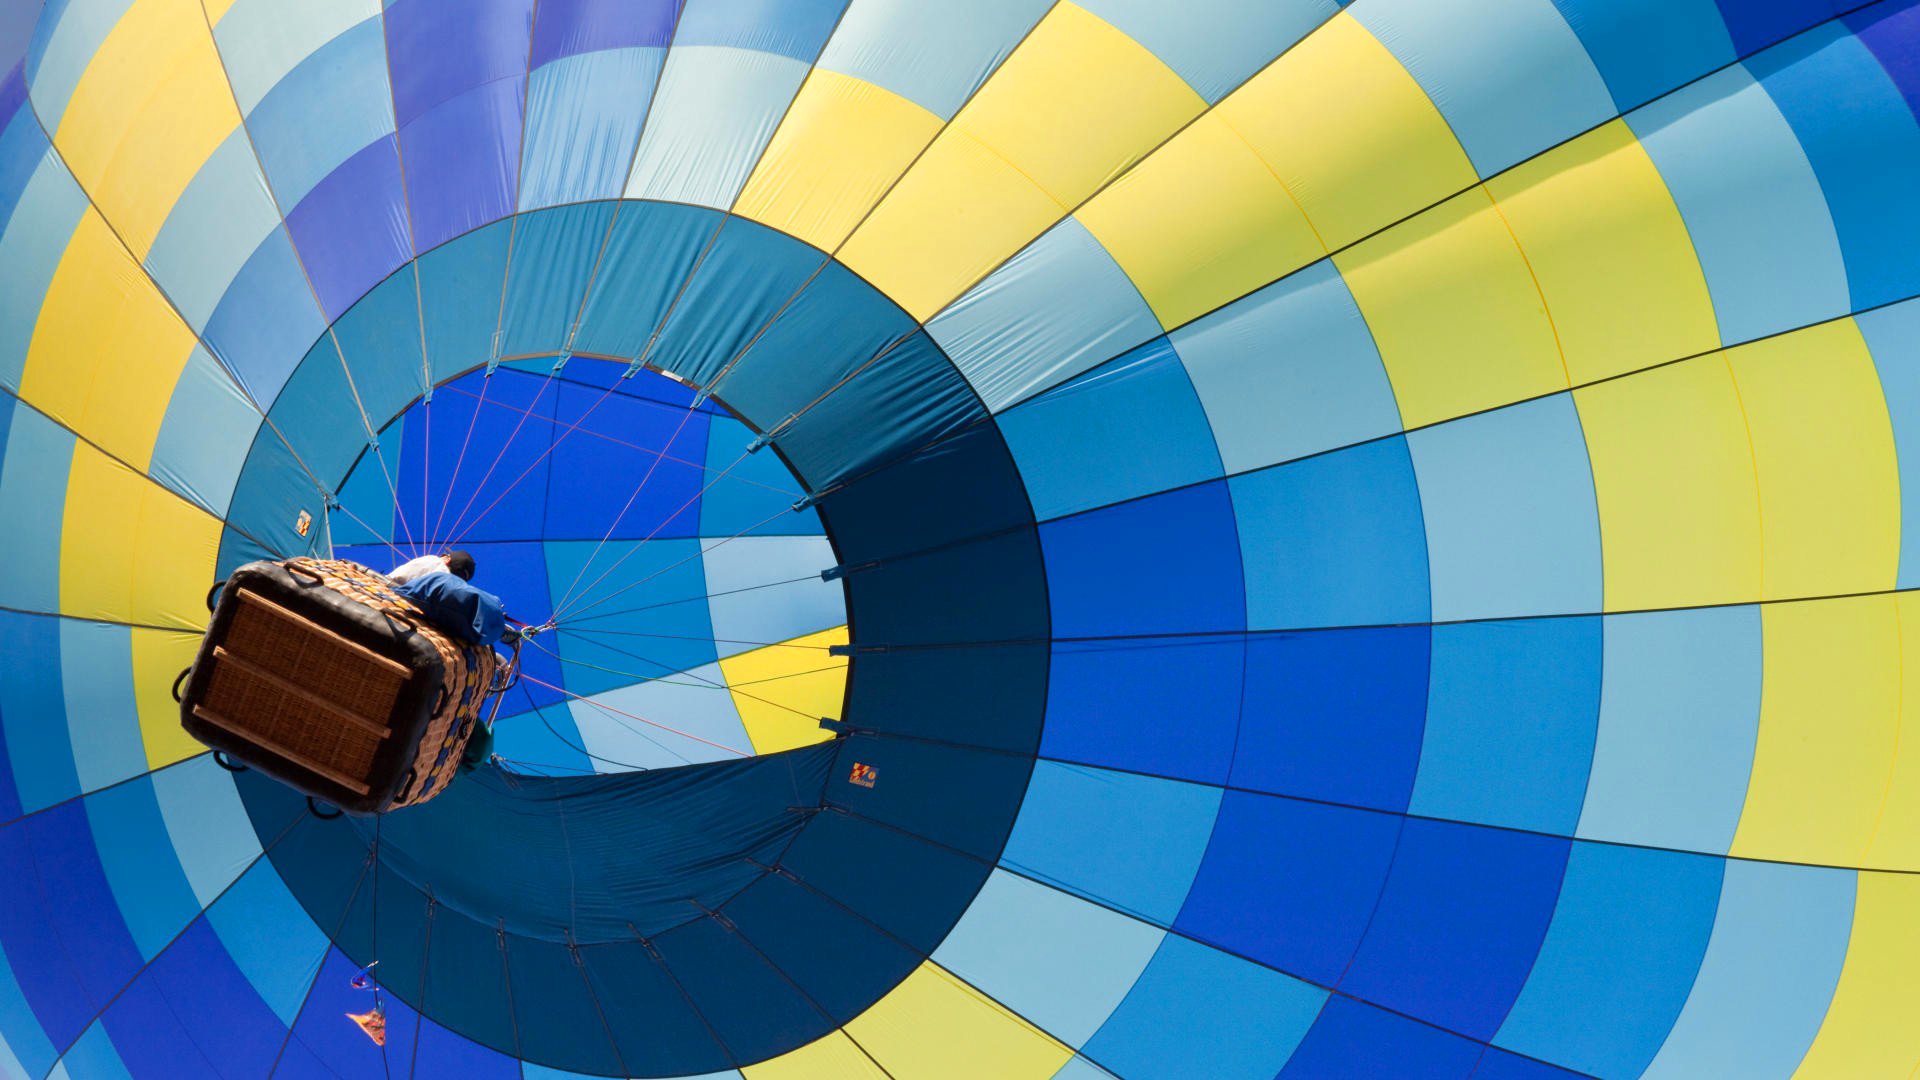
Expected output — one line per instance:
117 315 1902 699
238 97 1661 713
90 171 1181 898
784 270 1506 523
4 1 1920 1078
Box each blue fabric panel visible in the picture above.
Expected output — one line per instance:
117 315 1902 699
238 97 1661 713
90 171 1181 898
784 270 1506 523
1410 617 1602 835
1079 0 1337 103
624 47 809 211
1041 480 1245 638
841 636 1048 755
520 48 664 209
929 218 1163 414
386 0 534 128
0 153 85 392
1715 0 1848 55
647 217 827 389
0 103 46 235
816 0 1048 118
23 0 131 127
433 371 559 542
284 135 413 321
673 0 846 61
418 912 518 1064
56 1022 131 1080
932 870 1165 1048
244 17 397 210
530 0 678 66
1495 844 1721 1078
1474 1050 1590 1080
699 416 816 537
652 914 833 1066
1001 762 1220 926
499 202 619 357
330 420 406 547
407 1019 523 1080
201 228 325 407
81 780 200 963
1342 819 1571 1041
265 338 373 491
723 872 920 1023
122 919 285 1079
544 539 715 694
0 940 57 1080
1354 0 1616 176
1860 301 1920 589
418 217 512 383
1231 437 1430 630
700 535 840 654
0 826 91 1049
817 411 1032 563
143 128 280 331
545 379 709 539
211 0 381 115
21 803 145 1022
571 201 720 360
1171 260 1399 475
0 613 75 812
1407 396 1600 622
505 939 628 1075
1577 606 1761 852
1039 635 1241 784
1854 2 1920 120
772 331 984 488
0 405 68 613
151 347 260 517
1278 995 1482 1080
1641 861 1853 1079
825 733 1031 863
1752 21 1920 308
1629 66 1848 345
203 863 328 1028
1550 0 1735 110
998 337 1224 521
778 808 992 957
332 268 428 429
1174 792 1400 985
282 949 424 1077
148 755 266 910
1086 934 1327 1080
1235 625 1430 812
399 77 526 252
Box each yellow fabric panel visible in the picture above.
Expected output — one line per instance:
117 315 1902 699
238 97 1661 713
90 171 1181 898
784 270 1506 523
1335 189 1564 429
837 126 1067 321
1732 595 1901 866
1574 356 1761 611
54 0 241 257
131 628 206 768
59 441 222 628
735 70 944 253
742 1031 889 1080
1791 872 1920 1078
950 2 1203 207
718 625 847 755
1217 13 1476 253
1724 320 1900 600
1076 111 1324 329
19 210 197 470
845 962 1072 1080
1485 121 1720 385
1861 594 1920 871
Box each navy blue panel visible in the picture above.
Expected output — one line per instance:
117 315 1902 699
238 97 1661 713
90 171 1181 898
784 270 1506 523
1855 2 1920 121
0 826 91 1047
1340 819 1572 1041
285 136 413 320
819 416 1031 563
399 77 525 253
386 0 536 127
1715 0 1846 54
1473 1049 1590 1080
1041 480 1245 638
844 643 1048 754
1174 792 1400 986
778 811 992 957
842 528 1047 647
408 1018 521 1080
653 914 835 1065
573 201 722 360
648 218 830 388
420 911 519 1062
1279 996 1483 1080
285 948 424 1076
506 939 626 1075
1040 634 1241 784
1234 626 1431 812
531 0 679 66
825 734 1031 864
101 962 227 1077
545 376 708 539
582 940 733 1076
434 370 559 542
139 919 287 1076
24 802 145 1013
723 872 920 1023
775 331 987 487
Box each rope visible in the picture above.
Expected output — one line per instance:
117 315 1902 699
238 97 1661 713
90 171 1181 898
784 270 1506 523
517 670 751 758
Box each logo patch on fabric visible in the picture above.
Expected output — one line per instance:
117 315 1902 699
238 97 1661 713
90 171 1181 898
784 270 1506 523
294 509 312 537
849 762 877 789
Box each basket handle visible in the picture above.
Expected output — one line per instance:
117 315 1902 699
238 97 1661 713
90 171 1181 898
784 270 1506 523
172 667 191 703
305 796 343 820
205 579 227 612
213 750 250 774
283 559 324 584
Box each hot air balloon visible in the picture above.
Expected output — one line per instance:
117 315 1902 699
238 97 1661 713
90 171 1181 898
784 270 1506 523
2 0 1919 1077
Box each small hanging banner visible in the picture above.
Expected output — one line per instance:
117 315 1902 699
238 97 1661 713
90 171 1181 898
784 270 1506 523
347 1006 386 1046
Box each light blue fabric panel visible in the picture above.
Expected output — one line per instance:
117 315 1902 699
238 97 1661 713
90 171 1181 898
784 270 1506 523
1641 861 1853 1080
672 0 846 63
1077 0 1338 103
929 218 1162 413
1172 261 1400 475
1000 761 1221 927
204 861 330 1027
0 941 56 1080
1576 606 1762 854
1052 1058 1119 1080
200 228 327 407
244 17 398 209
148 755 263 908
0 151 86 391
0 402 72 613
816 0 1049 118
1858 299 1920 590
698 414 822 538
1628 66 1847 345
700 535 842 657
1406 395 1600 622
1494 844 1722 1078
55 1022 130 1080
212 0 383 114
0 612 76 812
150 347 262 518
931 869 1165 1048
1550 0 1734 111
57 621 142 795
624 46 809 211
1354 0 1616 177
82 779 203 963
23 0 130 127
143 128 282 332
996 338 1223 521
566 670 754 770
519 47 664 210
1083 934 1326 1080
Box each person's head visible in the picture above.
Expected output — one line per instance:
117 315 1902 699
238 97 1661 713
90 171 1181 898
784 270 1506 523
445 550 476 581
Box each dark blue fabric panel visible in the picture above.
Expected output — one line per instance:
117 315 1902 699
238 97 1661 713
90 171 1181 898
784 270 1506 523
284 948 424 1077
1473 1048 1590 1080
653 914 835 1065
581 939 732 1076
220 426 329 568
531 0 680 66
0 98 43 240
1714 0 1847 54
1174 792 1400 986
841 529 1047 647
775 331 988 488
285 136 413 321
242 773 369 933
1854 2 1920 121
842 643 1048 754
499 201 619 358
573 201 722 360
0 64 23 135
1550 0 1736 111
0 826 91 1047
723 872 920 1023
825 734 1029 864
436 370 559 542
1040 635 1241 785
407 1017 523 1080
399 78 526 253
505 938 626 1076
386 0 536 128
818 417 1031 564
1234 626 1431 813
0 607 63 816
777 810 992 957
24 803 144 1014
545 375 708 538
647 218 830 388
420 911 519 1062
101 962 228 1078
119 919 286 1078
673 0 846 60
1340 819 1572 1041
418 217 513 384
1278 996 1483 1080
1041 480 1245 638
